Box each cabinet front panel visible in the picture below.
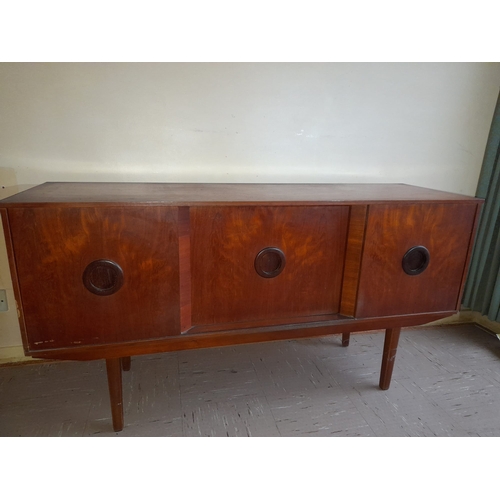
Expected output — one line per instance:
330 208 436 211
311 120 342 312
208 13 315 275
191 206 349 326
356 203 477 317
9 207 180 350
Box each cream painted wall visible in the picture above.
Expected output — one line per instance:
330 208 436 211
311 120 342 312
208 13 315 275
0 62 499 359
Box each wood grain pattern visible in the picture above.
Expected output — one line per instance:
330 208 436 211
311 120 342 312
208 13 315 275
453 203 482 310
28 310 455 361
121 356 131 371
178 206 192 332
379 327 401 390
342 332 351 346
340 205 368 317
356 203 478 318
106 358 124 432
0 182 481 207
8 206 181 350
0 182 484 432
190 206 350 326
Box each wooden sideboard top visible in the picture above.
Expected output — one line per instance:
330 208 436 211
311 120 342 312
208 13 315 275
0 182 482 207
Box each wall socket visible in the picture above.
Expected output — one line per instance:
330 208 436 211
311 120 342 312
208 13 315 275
0 290 8 312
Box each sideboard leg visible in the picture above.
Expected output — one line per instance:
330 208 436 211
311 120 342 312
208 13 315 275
106 358 124 432
121 356 131 371
342 332 351 346
379 327 401 390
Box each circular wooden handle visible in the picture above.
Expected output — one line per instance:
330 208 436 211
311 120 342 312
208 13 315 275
255 247 286 278
83 260 124 295
402 246 430 276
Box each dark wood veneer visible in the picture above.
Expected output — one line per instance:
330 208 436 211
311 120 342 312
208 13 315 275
0 182 483 431
8 206 181 349
356 203 477 318
190 206 349 326
1 182 481 206
340 205 368 317
178 206 192 333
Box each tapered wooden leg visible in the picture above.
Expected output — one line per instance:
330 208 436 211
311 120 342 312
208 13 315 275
121 356 131 371
342 332 351 346
379 327 401 390
106 358 124 432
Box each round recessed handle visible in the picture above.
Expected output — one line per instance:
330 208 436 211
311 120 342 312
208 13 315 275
402 246 430 276
83 259 124 296
255 247 286 278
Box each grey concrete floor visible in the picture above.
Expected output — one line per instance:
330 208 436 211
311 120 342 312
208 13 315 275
1 323 499 436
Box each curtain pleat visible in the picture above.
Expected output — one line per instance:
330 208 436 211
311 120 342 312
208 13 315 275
462 92 500 320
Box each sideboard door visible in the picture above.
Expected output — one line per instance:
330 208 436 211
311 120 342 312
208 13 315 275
355 203 478 318
190 206 349 326
8 206 180 350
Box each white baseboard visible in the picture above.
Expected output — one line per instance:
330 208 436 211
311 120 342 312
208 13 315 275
426 310 500 334
0 345 32 365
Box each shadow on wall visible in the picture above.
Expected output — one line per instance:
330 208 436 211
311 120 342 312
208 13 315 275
0 168 34 199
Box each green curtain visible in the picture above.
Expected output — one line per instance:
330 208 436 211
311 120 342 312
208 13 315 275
462 92 500 320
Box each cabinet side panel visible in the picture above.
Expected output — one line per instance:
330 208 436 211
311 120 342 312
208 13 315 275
9 207 180 350
356 203 478 317
454 202 482 310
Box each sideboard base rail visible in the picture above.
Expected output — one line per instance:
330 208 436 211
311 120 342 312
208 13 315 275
25 310 453 362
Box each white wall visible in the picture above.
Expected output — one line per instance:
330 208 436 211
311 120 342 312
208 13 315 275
1 62 499 359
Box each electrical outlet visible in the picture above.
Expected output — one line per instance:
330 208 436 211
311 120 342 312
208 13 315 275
0 290 8 312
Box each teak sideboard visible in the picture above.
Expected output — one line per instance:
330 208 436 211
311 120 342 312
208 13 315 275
0 183 483 432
